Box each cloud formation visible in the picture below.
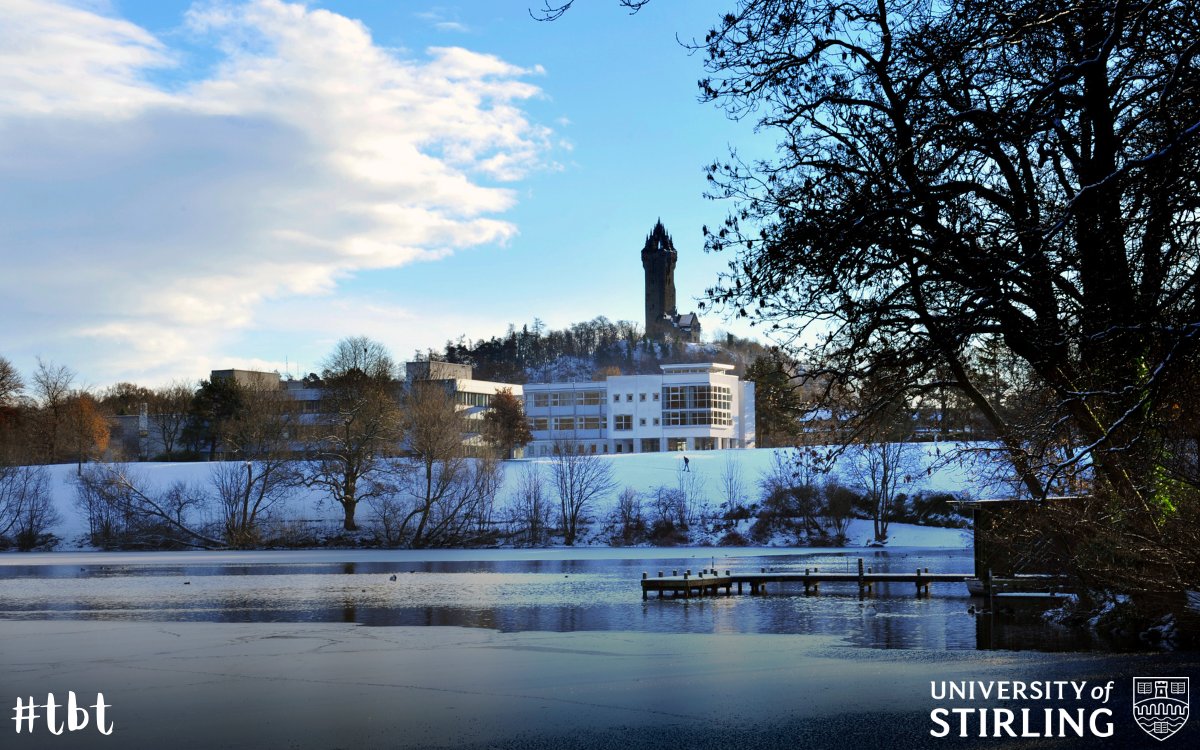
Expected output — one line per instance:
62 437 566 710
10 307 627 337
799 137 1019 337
0 0 550 384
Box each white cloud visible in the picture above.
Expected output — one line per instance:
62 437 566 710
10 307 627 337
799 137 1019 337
0 0 551 385
415 7 471 34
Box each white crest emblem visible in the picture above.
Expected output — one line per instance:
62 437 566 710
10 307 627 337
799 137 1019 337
1134 677 1189 741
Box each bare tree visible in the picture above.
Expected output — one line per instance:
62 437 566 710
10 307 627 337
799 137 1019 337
720 453 746 509
210 461 296 548
393 381 501 547
402 381 469 544
820 481 856 543
31 358 74 462
507 462 554 547
847 442 918 544
0 356 21 407
550 438 616 545
530 0 648 22
674 463 707 528
754 448 822 541
610 486 645 545
151 380 195 457
0 465 59 550
306 337 402 531
323 336 396 382
207 381 301 546
76 464 218 548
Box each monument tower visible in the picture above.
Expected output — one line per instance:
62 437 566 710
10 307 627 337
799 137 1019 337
641 219 678 339
641 220 700 341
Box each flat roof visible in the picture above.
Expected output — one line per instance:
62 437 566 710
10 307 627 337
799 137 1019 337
659 362 736 373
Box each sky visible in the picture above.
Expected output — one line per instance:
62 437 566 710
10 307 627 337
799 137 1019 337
0 0 770 390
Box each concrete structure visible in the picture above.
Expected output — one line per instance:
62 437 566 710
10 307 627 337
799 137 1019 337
404 362 524 455
404 361 473 382
206 365 521 455
210 369 284 390
642 220 701 341
524 363 755 456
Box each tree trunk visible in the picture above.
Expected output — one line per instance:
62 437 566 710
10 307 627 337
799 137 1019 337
342 500 358 531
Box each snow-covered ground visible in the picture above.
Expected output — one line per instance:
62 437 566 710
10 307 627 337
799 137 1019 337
26 444 1003 550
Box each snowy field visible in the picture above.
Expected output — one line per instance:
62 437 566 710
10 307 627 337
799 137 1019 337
24 444 1004 550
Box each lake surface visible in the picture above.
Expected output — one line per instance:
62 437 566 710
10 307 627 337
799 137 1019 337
0 547 1097 651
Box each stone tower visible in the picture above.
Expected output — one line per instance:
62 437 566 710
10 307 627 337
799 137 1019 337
641 219 678 339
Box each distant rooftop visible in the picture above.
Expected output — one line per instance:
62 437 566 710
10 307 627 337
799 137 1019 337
659 363 735 374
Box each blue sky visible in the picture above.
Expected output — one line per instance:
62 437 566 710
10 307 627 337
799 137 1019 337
1 0 768 388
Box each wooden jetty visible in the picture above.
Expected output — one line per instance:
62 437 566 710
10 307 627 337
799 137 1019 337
640 559 970 599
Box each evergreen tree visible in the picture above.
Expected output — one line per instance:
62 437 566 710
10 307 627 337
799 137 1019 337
483 388 533 459
745 351 804 447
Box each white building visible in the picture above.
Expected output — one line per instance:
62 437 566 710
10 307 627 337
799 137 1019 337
404 362 524 455
524 363 755 456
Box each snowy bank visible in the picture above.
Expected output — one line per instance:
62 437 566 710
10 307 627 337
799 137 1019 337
20 445 999 549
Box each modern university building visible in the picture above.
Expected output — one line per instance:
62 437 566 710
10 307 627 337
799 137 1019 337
523 363 756 456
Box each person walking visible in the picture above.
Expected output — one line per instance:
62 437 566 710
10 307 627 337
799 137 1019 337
683 455 690 472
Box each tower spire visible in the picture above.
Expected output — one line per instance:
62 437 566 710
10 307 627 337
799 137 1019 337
642 219 678 339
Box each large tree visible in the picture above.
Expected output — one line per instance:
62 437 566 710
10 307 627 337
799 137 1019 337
394 381 500 547
64 391 110 474
685 0 1200 590
150 381 195 458
552 0 1200 593
306 337 402 531
215 381 301 547
30 359 74 463
185 376 244 461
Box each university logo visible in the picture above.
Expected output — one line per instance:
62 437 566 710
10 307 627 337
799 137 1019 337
1133 677 1189 741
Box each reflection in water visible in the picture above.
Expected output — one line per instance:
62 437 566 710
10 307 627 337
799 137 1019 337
0 549 1094 652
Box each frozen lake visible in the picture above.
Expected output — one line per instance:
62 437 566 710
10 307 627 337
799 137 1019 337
0 547 1095 651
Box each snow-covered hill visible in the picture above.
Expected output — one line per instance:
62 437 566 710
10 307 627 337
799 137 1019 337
20 443 1006 550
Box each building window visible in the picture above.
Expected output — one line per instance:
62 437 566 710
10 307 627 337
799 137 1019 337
640 438 660 453
662 410 732 427
639 418 646 426
614 415 633 431
663 385 732 410
530 418 548 432
579 391 603 406
667 438 687 451
613 394 620 403
653 392 660 401
533 393 549 408
661 386 734 427
639 393 646 402
653 417 660 426
455 391 492 408
625 393 633 402
553 417 575 431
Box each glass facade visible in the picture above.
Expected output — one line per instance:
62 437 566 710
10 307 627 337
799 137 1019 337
662 385 733 427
